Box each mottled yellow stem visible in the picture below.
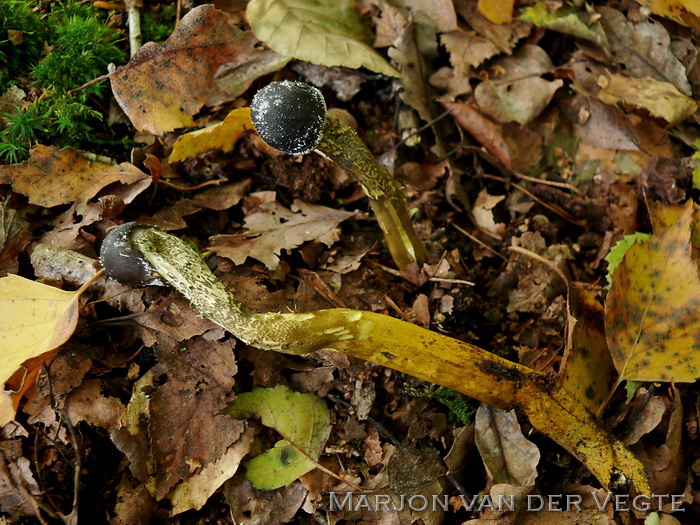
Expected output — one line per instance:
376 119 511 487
129 225 649 495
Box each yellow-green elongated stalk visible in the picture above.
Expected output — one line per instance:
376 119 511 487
250 81 428 269
109 224 649 496
317 115 429 269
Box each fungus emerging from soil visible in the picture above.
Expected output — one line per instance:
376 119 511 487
251 81 428 269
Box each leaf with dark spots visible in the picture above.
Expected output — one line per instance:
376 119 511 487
110 5 258 134
606 201 700 382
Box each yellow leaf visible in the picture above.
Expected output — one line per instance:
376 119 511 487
478 0 515 24
246 0 399 77
606 201 700 383
598 75 698 125
635 0 700 30
0 275 90 424
169 108 253 164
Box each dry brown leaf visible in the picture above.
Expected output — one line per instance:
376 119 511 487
110 5 257 134
597 6 692 96
473 189 506 239
474 45 564 125
0 146 150 207
455 0 531 53
441 29 500 77
110 337 244 506
474 405 540 487
444 101 511 168
0 199 30 278
209 199 356 270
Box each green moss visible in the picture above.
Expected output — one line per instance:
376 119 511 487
0 1 127 164
141 5 177 44
403 384 475 425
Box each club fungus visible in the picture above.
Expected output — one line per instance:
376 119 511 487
99 222 650 496
250 80 428 270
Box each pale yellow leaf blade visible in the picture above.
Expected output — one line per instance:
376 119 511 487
246 0 399 77
0 275 84 423
169 108 253 164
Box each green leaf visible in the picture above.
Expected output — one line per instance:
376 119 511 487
604 232 650 288
223 385 331 489
520 2 608 47
246 0 399 78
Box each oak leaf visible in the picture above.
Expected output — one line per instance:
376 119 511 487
209 199 355 270
111 5 258 134
605 201 700 382
0 146 150 207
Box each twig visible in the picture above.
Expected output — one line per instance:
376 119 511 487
452 223 508 262
126 0 142 58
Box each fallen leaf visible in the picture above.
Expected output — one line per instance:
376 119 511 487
223 385 331 490
560 288 617 415
597 6 692 96
224 474 307 525
520 2 608 47
635 0 700 31
455 0 531 53
169 108 254 163
0 199 30 277
0 146 150 207
111 5 258 134
444 101 512 168
604 232 651 288
246 0 399 78
597 75 698 126
440 29 501 77
474 405 540 486
619 388 666 445
0 275 92 424
605 201 700 382
473 189 506 239
478 0 515 25
474 45 564 125
110 337 243 504
209 199 355 270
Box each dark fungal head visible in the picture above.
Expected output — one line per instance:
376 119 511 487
250 81 327 155
99 222 165 287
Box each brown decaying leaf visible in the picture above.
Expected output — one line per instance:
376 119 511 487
110 5 257 134
606 201 700 383
454 0 531 53
224 474 307 525
474 45 564 125
441 29 500 77
209 199 356 270
0 199 30 277
597 6 692 96
110 337 243 504
0 146 150 208
474 405 540 487
443 101 511 168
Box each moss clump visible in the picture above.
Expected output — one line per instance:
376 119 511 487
0 1 127 164
141 4 176 44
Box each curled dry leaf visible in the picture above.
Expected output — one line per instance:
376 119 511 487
0 146 150 208
473 189 506 240
111 5 258 134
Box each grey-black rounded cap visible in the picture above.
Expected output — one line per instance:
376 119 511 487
251 81 327 155
99 222 165 287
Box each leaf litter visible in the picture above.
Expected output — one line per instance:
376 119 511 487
3 0 700 522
